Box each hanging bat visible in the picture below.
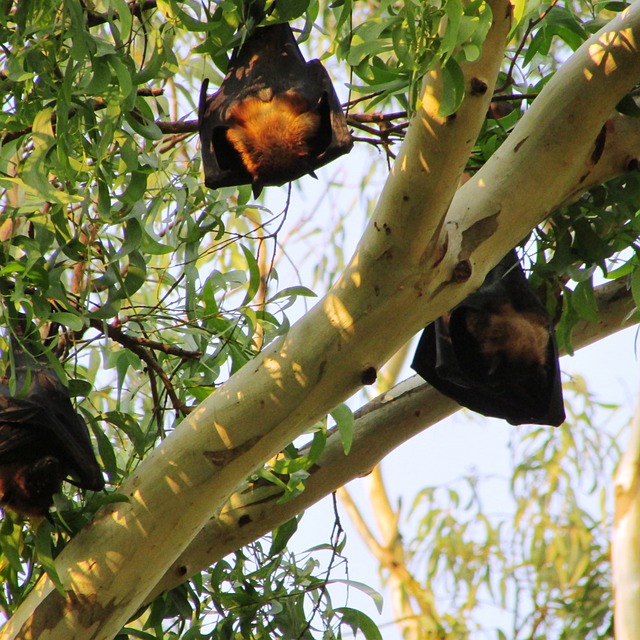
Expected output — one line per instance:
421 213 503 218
411 250 565 427
199 22 353 197
0 339 104 517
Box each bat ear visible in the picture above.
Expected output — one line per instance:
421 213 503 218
309 170 318 180
252 181 263 198
199 79 210 122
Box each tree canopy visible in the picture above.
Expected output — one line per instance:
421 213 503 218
1 0 640 637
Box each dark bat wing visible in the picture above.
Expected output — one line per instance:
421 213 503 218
199 22 352 194
0 386 49 461
26 368 105 491
412 251 565 427
303 60 354 168
410 319 543 422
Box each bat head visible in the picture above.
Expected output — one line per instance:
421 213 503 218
459 304 551 380
0 456 63 517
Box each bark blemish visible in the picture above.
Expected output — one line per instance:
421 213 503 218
470 77 488 95
460 212 500 255
361 367 377 385
514 137 529 152
204 437 261 467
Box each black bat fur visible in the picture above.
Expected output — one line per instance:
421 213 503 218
0 334 104 517
199 22 353 197
411 251 565 427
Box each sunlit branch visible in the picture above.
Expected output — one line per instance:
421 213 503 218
149 278 637 599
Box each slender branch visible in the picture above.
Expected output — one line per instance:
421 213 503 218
156 119 199 134
1 89 165 144
500 0 561 91
89 320 193 416
90 320 202 360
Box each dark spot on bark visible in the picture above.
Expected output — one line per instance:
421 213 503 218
374 285 380 296
452 260 472 282
403 194 410 202
238 514 252 527
383 223 392 235
460 212 500 256
447 113 457 122
627 158 640 171
470 78 488 95
514 137 529 152
318 358 327 381
178 565 188 576
361 367 377 385
591 125 606 164
23 588 66 635
414 409 422 417
204 436 261 467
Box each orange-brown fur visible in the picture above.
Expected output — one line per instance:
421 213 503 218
465 304 549 368
226 93 320 180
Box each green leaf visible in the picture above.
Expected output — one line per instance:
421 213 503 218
572 280 599 322
117 219 143 257
267 286 316 302
441 0 464 60
330 403 354 455
241 244 261 306
50 311 86 332
335 607 383 640
439 57 465 116
270 517 299 556
125 111 164 141
23 109 82 205
35 521 65 594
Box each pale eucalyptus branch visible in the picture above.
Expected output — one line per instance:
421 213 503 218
149 278 636 601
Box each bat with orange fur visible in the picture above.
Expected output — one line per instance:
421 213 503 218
411 250 565 426
0 334 104 517
199 22 353 197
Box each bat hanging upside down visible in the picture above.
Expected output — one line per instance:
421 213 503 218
199 22 353 197
411 250 565 427
0 338 104 517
